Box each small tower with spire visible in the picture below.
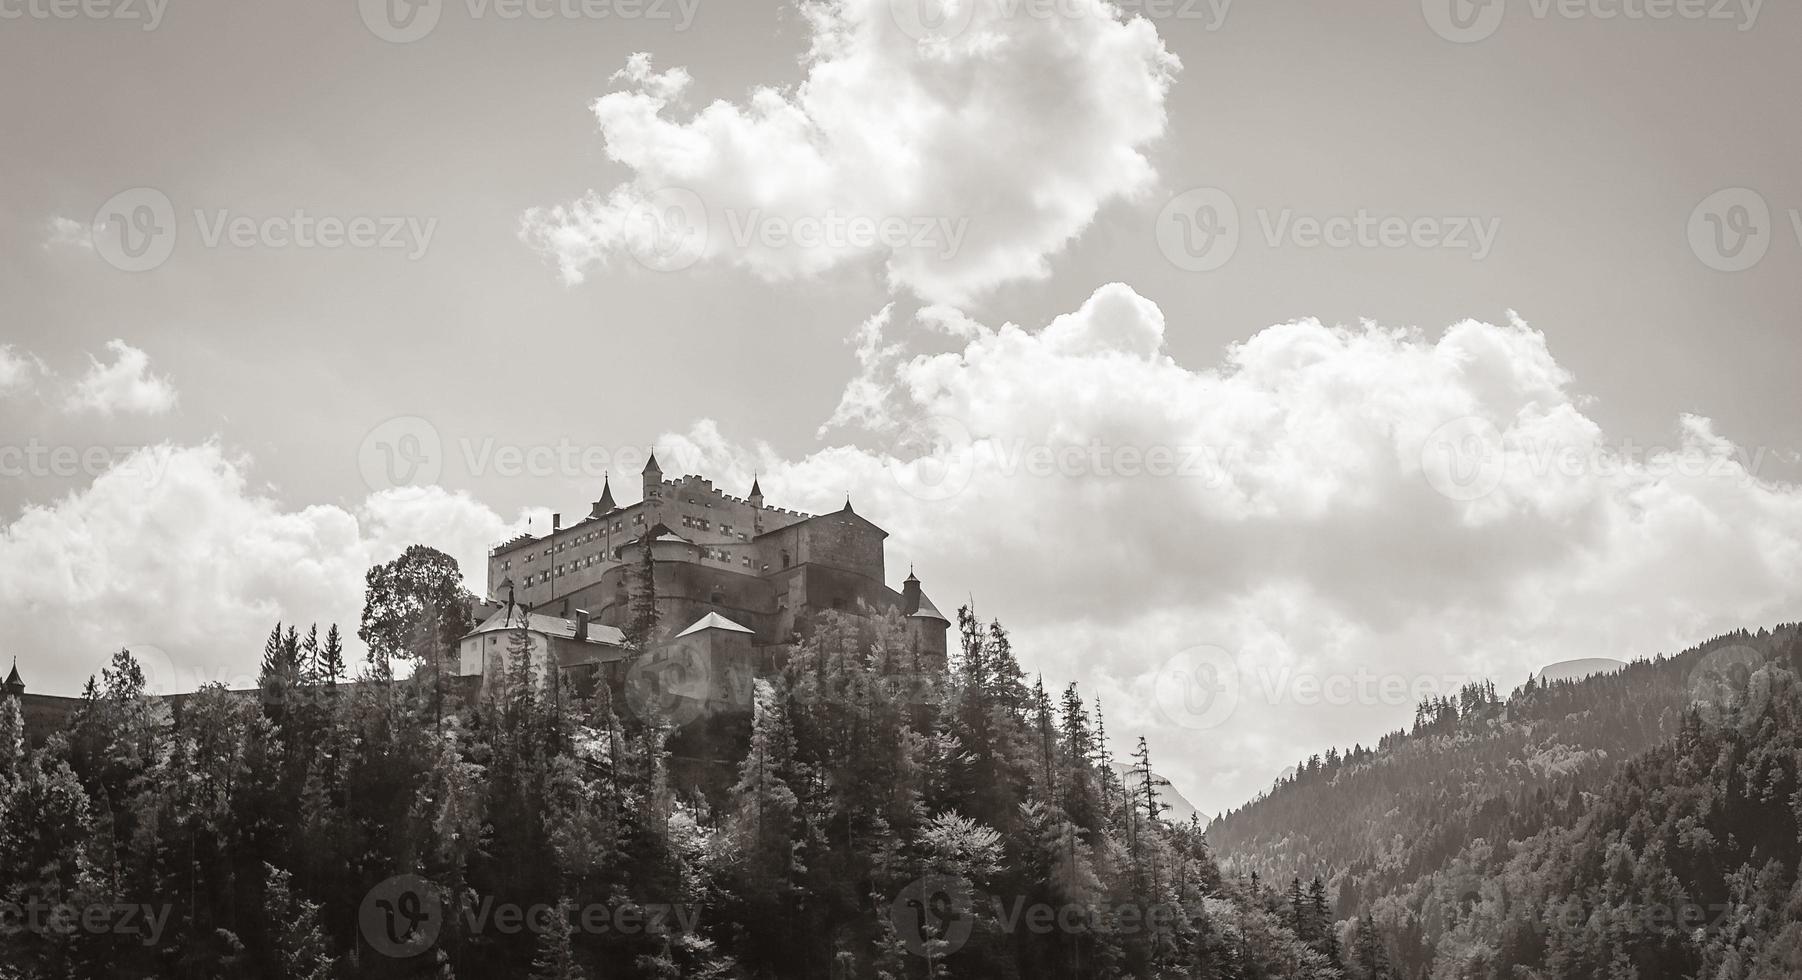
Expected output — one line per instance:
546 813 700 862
591 473 619 519
642 453 663 502
749 474 764 533
3 658 23 699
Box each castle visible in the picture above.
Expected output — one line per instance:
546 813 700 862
1 458 948 739
456 456 950 715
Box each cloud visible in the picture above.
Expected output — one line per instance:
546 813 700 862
0 443 530 697
521 0 1180 304
42 215 93 251
0 346 46 398
65 340 179 417
651 283 1802 814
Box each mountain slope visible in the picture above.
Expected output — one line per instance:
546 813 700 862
1207 624 1802 979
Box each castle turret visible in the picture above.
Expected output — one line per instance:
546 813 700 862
749 475 764 532
902 567 921 611
900 567 950 661
3 658 23 698
642 453 663 501
591 474 618 518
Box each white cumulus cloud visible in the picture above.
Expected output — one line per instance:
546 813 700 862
0 443 532 697
650 284 1802 814
521 0 1180 304
65 340 179 416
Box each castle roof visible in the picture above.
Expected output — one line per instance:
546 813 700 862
3 659 22 692
676 612 756 638
592 475 618 516
465 609 625 647
909 593 950 625
643 453 662 474
748 475 763 499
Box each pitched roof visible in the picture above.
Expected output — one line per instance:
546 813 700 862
3 660 22 690
909 592 950 624
643 452 662 474
676 612 756 637
592 476 618 515
466 608 626 647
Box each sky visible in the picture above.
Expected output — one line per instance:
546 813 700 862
2 0 1800 817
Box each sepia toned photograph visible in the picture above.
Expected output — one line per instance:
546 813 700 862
1 0 1799 977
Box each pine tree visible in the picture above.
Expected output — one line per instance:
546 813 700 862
528 898 587 980
261 864 335 980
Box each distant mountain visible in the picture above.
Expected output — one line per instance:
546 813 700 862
1114 764 1202 824
1208 625 1802 980
1529 656 1628 685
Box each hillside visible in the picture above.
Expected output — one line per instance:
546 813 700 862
0 594 1340 979
1208 625 1802 978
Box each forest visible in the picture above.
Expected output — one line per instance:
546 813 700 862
1210 626 1802 979
0 546 1341 979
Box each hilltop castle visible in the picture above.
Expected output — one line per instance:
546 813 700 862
456 456 950 715
1 459 949 740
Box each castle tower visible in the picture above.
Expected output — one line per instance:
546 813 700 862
642 453 662 501
3 658 23 698
748 475 764 533
591 473 618 518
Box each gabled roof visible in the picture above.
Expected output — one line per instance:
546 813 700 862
752 504 889 541
676 612 756 638
466 608 626 647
